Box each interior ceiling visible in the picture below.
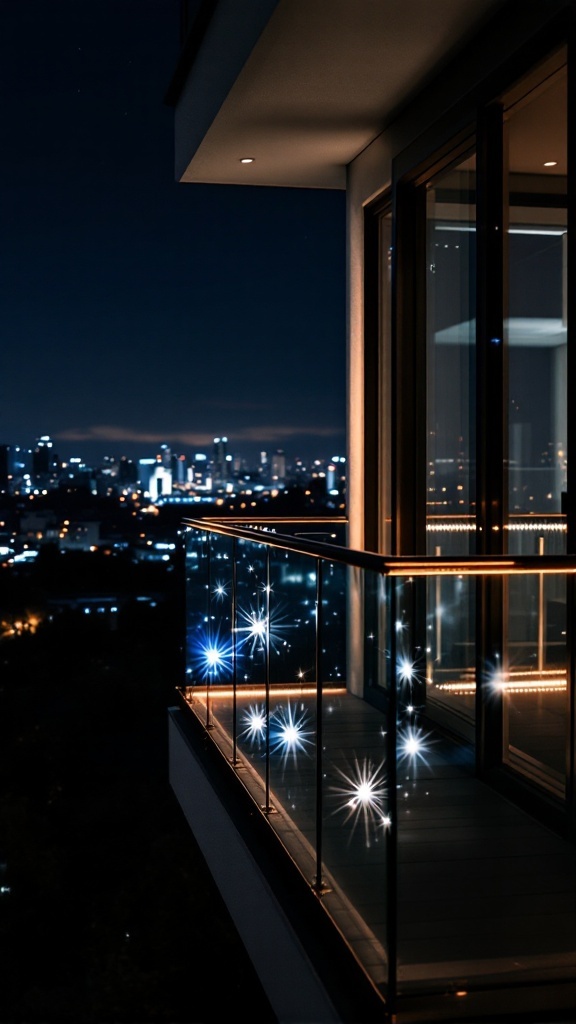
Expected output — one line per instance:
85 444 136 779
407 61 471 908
508 68 567 177
179 0 506 188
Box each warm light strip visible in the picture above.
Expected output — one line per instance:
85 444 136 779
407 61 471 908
506 522 566 531
499 683 565 692
426 523 476 532
434 673 566 694
435 682 565 693
433 681 477 693
426 522 566 532
387 561 576 576
185 686 346 701
508 668 565 678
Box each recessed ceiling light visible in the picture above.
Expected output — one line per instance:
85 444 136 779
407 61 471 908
543 160 557 167
240 157 255 164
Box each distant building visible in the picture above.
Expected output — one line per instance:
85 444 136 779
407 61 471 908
174 453 189 485
118 457 138 486
0 446 11 492
32 435 59 485
270 449 286 483
137 458 156 494
138 457 172 501
212 436 229 483
59 520 100 551
18 509 59 546
191 452 210 489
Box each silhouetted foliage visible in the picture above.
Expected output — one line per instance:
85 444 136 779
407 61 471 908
0 569 275 1023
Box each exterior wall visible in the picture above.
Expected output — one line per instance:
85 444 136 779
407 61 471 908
346 138 392 557
168 707 342 1023
346 0 573 559
173 0 279 183
346 140 393 696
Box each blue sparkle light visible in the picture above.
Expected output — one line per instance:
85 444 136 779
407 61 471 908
188 626 234 681
269 702 314 764
330 756 388 847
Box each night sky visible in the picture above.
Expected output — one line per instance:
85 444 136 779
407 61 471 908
1 0 346 469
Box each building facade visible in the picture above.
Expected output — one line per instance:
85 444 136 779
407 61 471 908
167 3 576 1020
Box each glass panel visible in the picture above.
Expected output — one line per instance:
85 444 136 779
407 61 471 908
506 62 567 536
321 680 390 991
185 527 234 690
184 525 208 691
425 153 476 736
182 528 576 1004
504 573 567 797
380 208 393 554
425 573 476 739
322 563 391 995
398 570 573 996
256 545 320 845
503 57 568 793
364 570 389 698
264 546 316 684
426 152 476 549
234 537 269 688
320 558 347 685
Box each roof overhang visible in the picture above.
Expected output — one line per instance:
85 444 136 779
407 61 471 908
166 0 506 189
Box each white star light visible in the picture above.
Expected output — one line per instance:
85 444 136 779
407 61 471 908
398 725 432 767
240 704 267 746
269 703 314 764
235 600 291 659
398 656 416 682
330 756 388 847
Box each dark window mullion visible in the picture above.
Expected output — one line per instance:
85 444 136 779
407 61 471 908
565 23 576 823
363 201 384 553
476 101 506 774
392 179 427 556
476 101 507 555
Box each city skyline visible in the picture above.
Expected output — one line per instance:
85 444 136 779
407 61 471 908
2 1 347 468
0 431 346 475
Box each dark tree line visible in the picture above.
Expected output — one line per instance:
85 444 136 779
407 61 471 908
0 560 275 1023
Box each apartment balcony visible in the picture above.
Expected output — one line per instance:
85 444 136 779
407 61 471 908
169 517 576 1023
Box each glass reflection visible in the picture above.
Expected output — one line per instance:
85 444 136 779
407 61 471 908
504 57 568 795
425 153 476 739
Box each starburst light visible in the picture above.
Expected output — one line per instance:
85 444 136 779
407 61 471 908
330 756 388 846
269 703 314 764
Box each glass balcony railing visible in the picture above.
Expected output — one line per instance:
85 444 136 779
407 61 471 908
179 517 576 1016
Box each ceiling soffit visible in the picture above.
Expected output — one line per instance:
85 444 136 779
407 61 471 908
174 0 507 188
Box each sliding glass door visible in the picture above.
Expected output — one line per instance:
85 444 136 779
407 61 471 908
503 58 568 797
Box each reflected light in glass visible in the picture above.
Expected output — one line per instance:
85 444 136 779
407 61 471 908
331 757 388 847
398 725 432 767
241 704 267 745
270 703 313 762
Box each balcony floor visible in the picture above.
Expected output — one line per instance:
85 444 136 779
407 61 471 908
182 685 576 1017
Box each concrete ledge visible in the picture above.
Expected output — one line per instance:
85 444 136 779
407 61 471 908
168 707 341 1024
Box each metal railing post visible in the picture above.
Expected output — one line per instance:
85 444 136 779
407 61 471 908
205 531 213 729
386 572 398 1020
313 558 328 892
264 545 272 812
231 537 239 764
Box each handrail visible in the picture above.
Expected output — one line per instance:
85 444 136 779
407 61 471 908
195 516 348 525
183 517 576 576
